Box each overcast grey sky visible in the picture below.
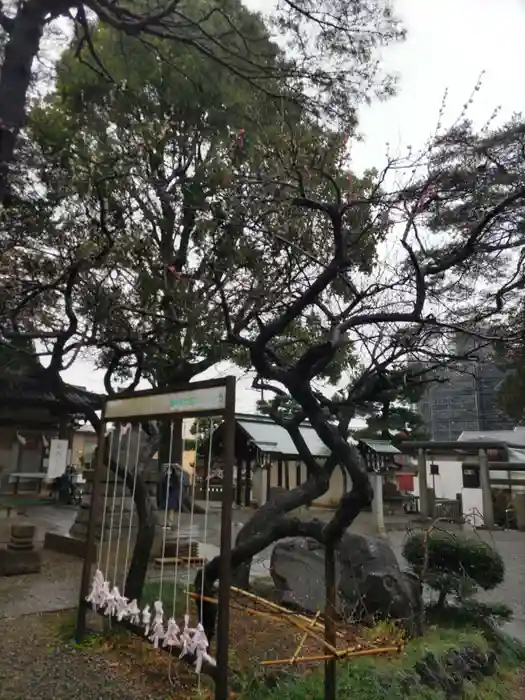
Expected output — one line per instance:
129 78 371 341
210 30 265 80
61 0 525 411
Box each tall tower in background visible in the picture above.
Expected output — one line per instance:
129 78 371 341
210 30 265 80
418 330 514 440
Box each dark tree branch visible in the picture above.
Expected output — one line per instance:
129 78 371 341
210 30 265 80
0 3 14 32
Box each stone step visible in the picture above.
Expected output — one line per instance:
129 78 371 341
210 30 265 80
7 542 34 552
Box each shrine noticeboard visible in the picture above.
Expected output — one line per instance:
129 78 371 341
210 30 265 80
47 439 69 481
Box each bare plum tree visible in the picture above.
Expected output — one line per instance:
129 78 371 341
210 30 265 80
195 110 525 637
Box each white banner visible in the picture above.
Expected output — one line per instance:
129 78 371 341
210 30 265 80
47 439 69 481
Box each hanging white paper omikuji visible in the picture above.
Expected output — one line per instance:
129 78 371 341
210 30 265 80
83 416 220 677
127 599 141 625
142 604 152 636
149 601 166 649
163 617 181 648
86 569 106 611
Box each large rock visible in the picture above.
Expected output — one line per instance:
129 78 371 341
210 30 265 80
270 533 423 635
338 533 423 635
270 537 327 614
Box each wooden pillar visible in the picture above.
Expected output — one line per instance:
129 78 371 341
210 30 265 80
277 459 283 488
251 463 266 506
58 415 69 440
159 416 183 466
11 438 21 494
296 461 302 488
479 448 494 528
244 459 251 507
372 472 385 535
235 459 242 506
418 449 430 517
284 459 290 490
173 417 184 465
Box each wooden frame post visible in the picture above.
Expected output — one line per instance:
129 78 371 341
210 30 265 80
215 375 236 700
324 543 337 700
74 376 237 698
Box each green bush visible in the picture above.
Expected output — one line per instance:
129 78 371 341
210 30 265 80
426 601 513 631
402 532 504 608
241 627 508 700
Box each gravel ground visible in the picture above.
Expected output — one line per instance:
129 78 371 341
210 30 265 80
511 669 525 699
0 550 82 617
0 506 524 699
0 612 167 700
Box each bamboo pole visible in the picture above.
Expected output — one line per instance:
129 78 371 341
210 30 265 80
231 586 323 626
290 611 321 664
190 590 339 655
230 586 345 639
230 586 327 632
262 645 402 667
188 592 276 620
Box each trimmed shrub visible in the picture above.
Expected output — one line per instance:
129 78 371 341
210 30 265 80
402 532 504 608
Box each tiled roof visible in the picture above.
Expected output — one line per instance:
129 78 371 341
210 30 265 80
0 376 102 411
358 439 401 455
457 428 525 447
236 413 330 458
0 342 102 412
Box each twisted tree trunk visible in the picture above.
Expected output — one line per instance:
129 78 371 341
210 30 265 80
231 471 331 590
0 0 59 203
194 378 374 642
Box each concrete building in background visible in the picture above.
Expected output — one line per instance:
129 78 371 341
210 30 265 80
417 331 514 441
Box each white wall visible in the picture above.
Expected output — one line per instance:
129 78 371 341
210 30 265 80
254 459 348 508
251 467 266 506
413 456 483 520
314 465 346 507
0 445 13 471
20 446 42 472
412 458 463 500
492 470 525 495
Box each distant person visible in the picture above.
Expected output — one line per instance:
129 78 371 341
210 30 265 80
161 463 182 529
180 466 190 499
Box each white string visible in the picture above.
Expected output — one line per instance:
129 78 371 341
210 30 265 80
185 433 199 616
122 426 141 590
105 423 124 579
158 422 175 604
168 419 190 686
97 427 115 571
197 417 215 692
171 429 187 617
199 418 214 620
113 424 133 584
